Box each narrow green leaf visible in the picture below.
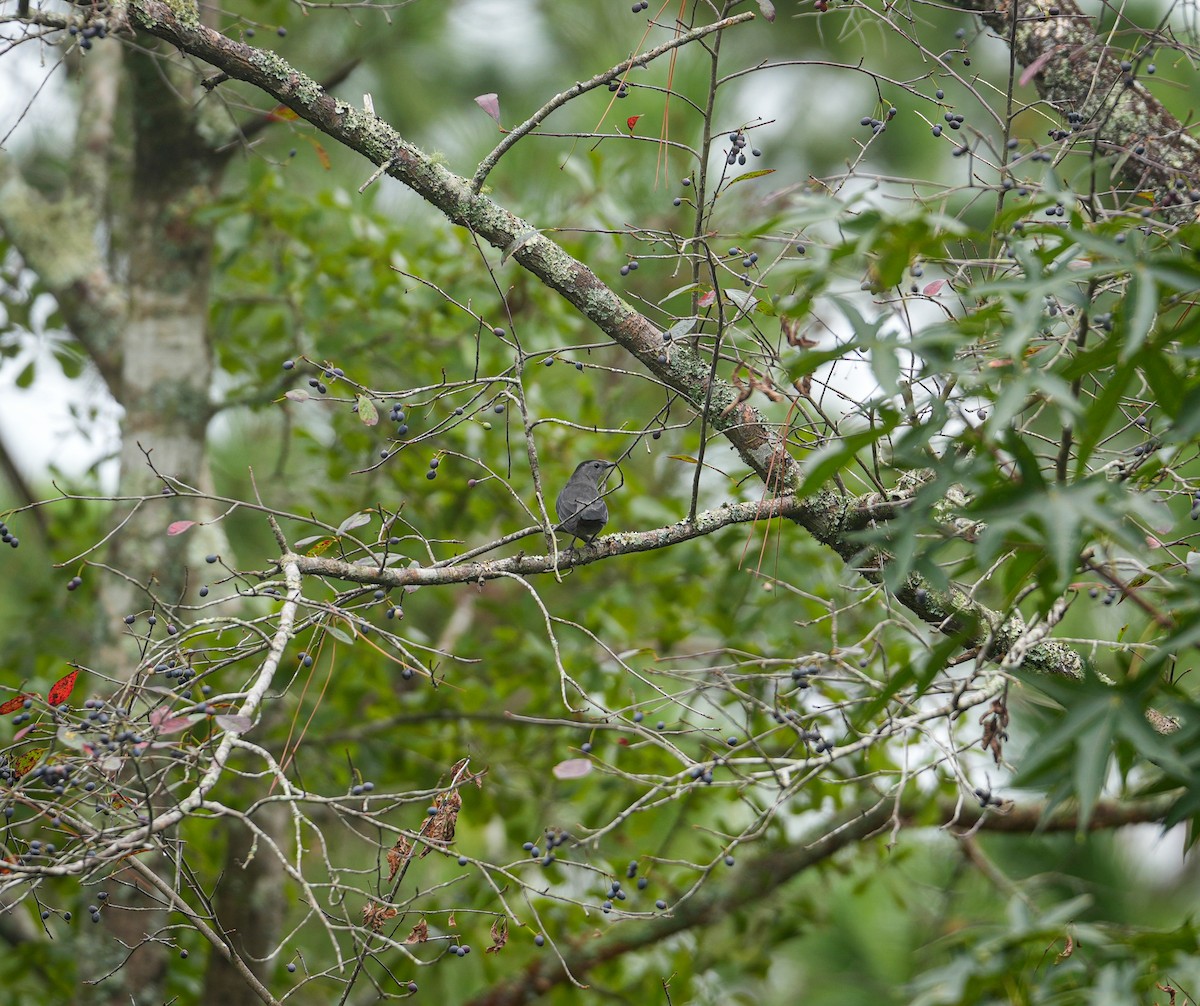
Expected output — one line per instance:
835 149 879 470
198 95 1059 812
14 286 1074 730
1121 267 1156 359
325 624 355 645
1074 358 1135 473
1170 387 1200 439
796 419 898 496
723 169 776 191
1072 702 1114 830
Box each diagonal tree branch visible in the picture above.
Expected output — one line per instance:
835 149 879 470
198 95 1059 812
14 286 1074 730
84 1 1082 680
466 799 897 1006
125 1 795 491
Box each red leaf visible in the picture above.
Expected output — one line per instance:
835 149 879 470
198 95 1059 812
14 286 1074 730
922 280 946 296
474 93 501 125
626 114 642 133
0 694 32 715
47 670 78 707
167 520 197 536
698 289 716 308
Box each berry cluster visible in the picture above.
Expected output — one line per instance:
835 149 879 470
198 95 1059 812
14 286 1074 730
860 107 898 135
67 21 108 50
724 130 761 166
519 827 571 867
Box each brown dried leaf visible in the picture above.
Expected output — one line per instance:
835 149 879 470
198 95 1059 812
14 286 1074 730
363 903 398 933
1056 933 1074 962
781 315 818 348
404 918 429 944
485 916 508 954
420 789 463 857
387 837 412 881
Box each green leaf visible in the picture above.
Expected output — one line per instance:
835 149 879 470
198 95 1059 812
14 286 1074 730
855 633 964 724
1139 349 1182 418
1073 357 1135 473
336 511 373 535
1072 701 1114 830
1120 267 1156 358
723 169 776 190
14 359 34 389
795 413 899 495
357 395 379 426
1172 386 1200 440
325 624 355 645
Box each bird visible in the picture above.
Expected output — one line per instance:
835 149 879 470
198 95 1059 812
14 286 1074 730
555 460 617 548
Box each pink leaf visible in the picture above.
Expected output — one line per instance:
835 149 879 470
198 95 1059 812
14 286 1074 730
152 715 195 735
923 280 946 296
474 93 501 126
1019 50 1056 87
149 706 195 734
167 520 197 536
552 758 592 780
698 289 716 308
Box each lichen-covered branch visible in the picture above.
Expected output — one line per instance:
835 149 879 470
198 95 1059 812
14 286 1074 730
282 491 1085 679
125 0 796 494
8 1 1092 682
957 0 1200 203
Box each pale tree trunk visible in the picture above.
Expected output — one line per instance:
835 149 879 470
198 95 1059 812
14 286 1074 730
1 28 283 1006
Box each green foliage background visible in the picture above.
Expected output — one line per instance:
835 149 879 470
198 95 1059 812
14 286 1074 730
3 1 1200 1004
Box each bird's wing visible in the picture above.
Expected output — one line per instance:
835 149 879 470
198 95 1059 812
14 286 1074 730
577 497 607 521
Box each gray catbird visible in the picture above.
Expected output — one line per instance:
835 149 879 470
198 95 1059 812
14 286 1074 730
555 460 617 547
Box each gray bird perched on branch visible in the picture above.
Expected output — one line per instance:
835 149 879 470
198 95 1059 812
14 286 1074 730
555 460 617 548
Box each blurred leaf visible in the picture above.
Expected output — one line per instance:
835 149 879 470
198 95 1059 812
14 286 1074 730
336 511 373 535
552 759 592 779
